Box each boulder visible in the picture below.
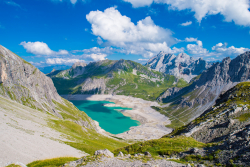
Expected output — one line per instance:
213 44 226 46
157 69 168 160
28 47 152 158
94 149 114 157
144 151 152 157
117 151 124 157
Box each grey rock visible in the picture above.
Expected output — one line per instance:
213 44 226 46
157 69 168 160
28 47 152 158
94 149 114 157
63 158 83 167
117 151 124 157
158 52 250 127
186 164 192 167
144 151 152 157
0 45 62 115
197 164 205 167
190 148 199 154
146 52 211 82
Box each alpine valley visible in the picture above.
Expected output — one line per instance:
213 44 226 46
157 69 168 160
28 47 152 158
2 44 250 167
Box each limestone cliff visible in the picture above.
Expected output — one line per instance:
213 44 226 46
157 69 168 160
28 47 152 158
0 45 62 114
157 52 250 125
146 51 212 82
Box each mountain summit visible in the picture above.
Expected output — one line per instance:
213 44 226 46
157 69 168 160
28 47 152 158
146 51 211 82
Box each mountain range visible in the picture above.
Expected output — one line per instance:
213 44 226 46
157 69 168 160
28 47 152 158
2 44 250 166
145 51 212 82
48 59 188 101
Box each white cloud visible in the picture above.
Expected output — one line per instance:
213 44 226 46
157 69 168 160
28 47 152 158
123 0 154 8
73 47 114 55
83 53 107 61
185 38 208 55
124 0 250 26
46 58 84 65
97 37 103 45
180 21 192 26
86 7 180 58
86 7 175 44
70 0 77 4
212 43 250 57
20 41 69 56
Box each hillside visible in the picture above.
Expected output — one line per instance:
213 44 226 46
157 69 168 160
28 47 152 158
0 45 127 164
146 52 212 82
164 82 250 166
49 59 188 101
154 52 250 128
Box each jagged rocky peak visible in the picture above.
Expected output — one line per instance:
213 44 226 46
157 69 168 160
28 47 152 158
146 51 211 82
0 45 63 115
158 51 250 124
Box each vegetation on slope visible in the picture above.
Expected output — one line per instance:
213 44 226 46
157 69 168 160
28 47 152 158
49 98 128 154
27 157 78 167
165 81 250 137
50 59 188 101
113 136 206 156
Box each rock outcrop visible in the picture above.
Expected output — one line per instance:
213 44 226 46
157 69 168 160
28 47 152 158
146 51 211 82
0 45 62 114
158 52 250 123
94 149 114 157
170 82 250 166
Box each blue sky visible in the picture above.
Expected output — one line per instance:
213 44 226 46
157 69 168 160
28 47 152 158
1 0 250 68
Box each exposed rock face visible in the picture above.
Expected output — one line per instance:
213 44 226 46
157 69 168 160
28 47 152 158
94 149 114 157
173 82 250 166
146 51 211 82
0 45 62 114
158 52 250 123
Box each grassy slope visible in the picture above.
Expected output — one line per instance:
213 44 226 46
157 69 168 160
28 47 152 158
50 60 188 102
113 136 206 156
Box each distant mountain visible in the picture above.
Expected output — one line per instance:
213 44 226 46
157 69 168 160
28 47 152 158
49 59 188 101
155 51 250 127
38 65 71 74
145 51 212 82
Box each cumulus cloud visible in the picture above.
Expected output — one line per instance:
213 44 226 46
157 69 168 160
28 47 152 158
212 43 250 57
185 38 208 55
124 0 250 26
86 7 181 58
46 58 84 65
83 53 107 61
180 21 192 26
20 41 69 56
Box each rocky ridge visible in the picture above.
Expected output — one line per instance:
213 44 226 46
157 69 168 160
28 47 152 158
49 59 187 101
157 52 250 125
0 45 63 116
146 51 211 82
167 82 250 166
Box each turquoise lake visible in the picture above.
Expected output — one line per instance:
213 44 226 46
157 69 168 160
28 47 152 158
70 100 140 134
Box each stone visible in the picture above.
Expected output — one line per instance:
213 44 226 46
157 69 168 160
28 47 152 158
186 164 192 167
190 148 199 154
144 151 152 157
197 164 205 167
117 151 124 157
63 158 83 167
94 149 114 157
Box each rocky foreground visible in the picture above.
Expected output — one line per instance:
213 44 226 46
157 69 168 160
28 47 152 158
62 149 190 167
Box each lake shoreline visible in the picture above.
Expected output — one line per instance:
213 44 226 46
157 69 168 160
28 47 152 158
62 94 172 140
